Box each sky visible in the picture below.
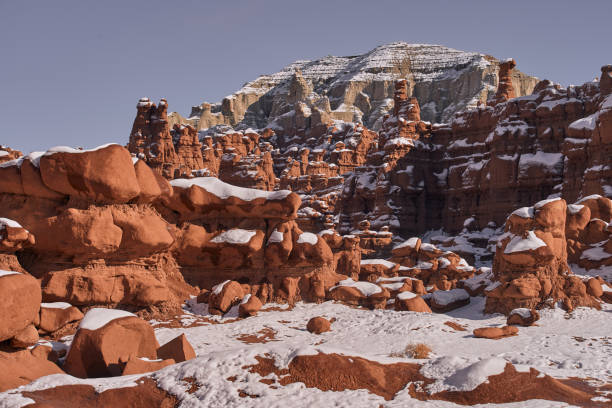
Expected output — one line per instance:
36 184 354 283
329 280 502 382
1 0 611 154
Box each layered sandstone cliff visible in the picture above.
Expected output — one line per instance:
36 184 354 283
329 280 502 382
178 43 538 131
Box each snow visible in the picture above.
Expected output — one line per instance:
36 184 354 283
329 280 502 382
170 177 291 201
504 231 547 254
40 302 72 310
437 257 451 268
396 291 417 300
380 282 406 291
431 289 470 306
44 143 120 156
393 237 420 250
212 280 230 295
268 229 284 244
580 246 611 261
384 137 414 148
0 270 20 278
537 98 579 111
577 194 602 204
569 114 598 131
0 151 8 157
518 152 563 175
0 218 22 229
420 243 438 252
534 197 562 209
210 229 256 245
360 259 397 268
423 356 508 392
509 308 532 319
297 232 318 245
567 204 584 215
78 308 136 331
330 278 382 297
461 270 493 291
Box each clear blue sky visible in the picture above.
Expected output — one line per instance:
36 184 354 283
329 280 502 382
1 0 610 153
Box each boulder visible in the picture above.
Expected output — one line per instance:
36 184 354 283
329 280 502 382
238 294 263 318
328 279 388 308
306 317 331 334
156 334 196 363
506 308 540 326
430 288 470 312
39 302 84 333
121 356 175 375
63 308 159 378
394 292 431 313
196 289 210 304
0 219 35 252
208 280 244 315
473 325 519 340
0 271 41 342
585 277 604 298
9 324 39 348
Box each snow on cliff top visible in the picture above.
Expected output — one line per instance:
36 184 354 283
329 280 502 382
210 229 256 245
170 177 291 201
231 42 490 97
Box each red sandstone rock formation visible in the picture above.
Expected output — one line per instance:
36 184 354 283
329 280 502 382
0 346 65 392
156 334 196 363
64 309 160 378
337 64 612 239
485 197 603 314
489 59 517 105
0 271 41 345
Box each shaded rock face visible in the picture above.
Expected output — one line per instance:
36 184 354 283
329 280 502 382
129 100 277 190
180 42 537 131
128 97 205 179
337 64 612 237
489 59 517 105
485 197 603 315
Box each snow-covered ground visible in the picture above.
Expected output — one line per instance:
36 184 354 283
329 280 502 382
2 296 611 407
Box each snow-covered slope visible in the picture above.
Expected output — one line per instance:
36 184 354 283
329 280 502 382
3 298 610 407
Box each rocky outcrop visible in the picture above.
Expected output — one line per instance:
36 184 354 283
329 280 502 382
180 42 537 131
128 98 204 179
485 197 603 314
336 64 612 238
489 59 517 105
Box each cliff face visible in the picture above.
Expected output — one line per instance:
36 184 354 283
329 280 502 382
180 43 538 132
337 65 612 239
